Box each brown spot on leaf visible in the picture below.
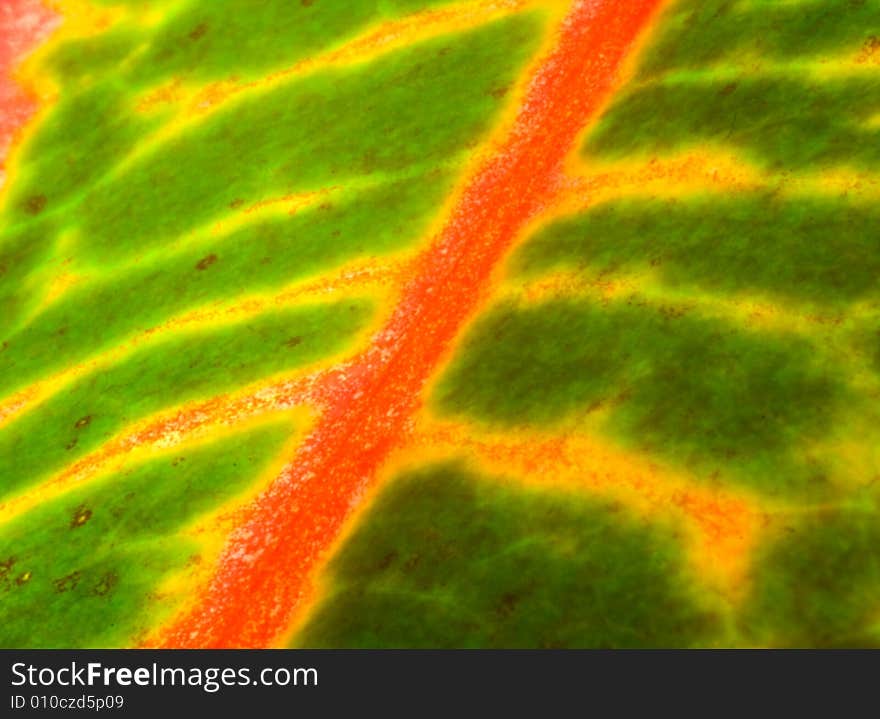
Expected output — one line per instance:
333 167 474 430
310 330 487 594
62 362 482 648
496 592 520 617
377 551 397 570
229 198 245 209
0 557 15 579
53 571 81 593
188 23 208 41
23 195 46 215
71 505 92 528
195 254 218 270
284 336 302 348
65 437 78 451
14 571 31 586
720 82 738 96
658 304 689 320
93 571 118 596
301 0 316 6
74 415 92 429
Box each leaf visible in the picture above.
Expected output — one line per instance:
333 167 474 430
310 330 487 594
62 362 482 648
2 0 879 648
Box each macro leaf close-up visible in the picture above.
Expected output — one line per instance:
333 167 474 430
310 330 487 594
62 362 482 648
1 0 879 650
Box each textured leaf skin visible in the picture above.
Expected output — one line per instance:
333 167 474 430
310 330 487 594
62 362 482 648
2 0 880 648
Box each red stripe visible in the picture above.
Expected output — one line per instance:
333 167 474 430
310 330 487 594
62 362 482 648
157 0 667 648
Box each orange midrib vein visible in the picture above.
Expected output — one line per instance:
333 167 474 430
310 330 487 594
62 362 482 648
152 0 669 649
